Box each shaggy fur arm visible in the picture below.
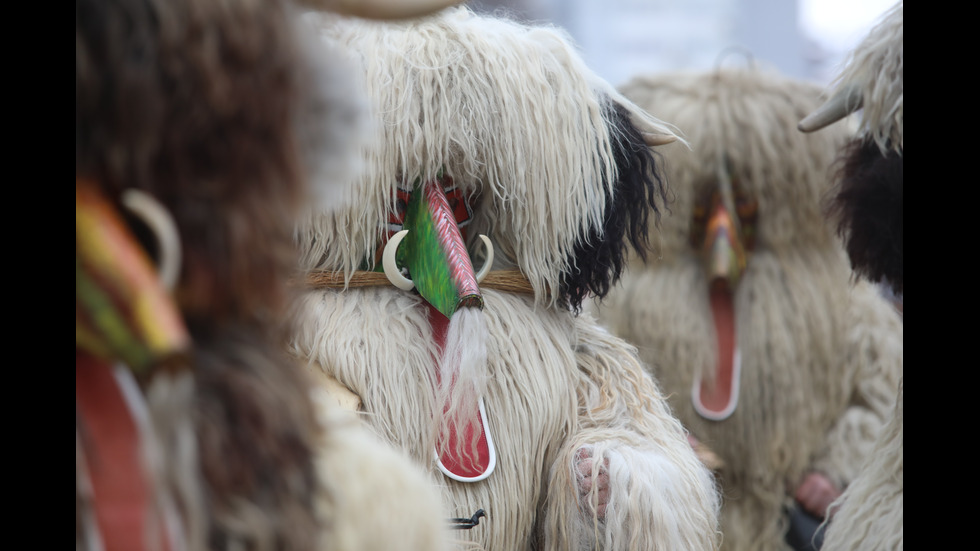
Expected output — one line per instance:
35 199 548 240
811 284 903 489
541 321 721 550
310 383 455 551
821 380 903 551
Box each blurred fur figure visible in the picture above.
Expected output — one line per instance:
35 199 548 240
76 0 457 549
593 65 903 551
290 7 722 550
799 3 903 550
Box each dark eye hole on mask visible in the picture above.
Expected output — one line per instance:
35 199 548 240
689 174 758 252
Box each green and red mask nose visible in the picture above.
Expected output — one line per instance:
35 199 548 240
379 173 497 483
379 174 492 319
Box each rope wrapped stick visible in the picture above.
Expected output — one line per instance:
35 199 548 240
303 269 539 296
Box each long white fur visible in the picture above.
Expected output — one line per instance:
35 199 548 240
297 7 678 303
310 382 455 551
291 286 722 550
438 307 490 464
821 382 903 551
827 2 903 155
294 12 372 213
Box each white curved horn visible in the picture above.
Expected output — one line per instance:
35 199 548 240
382 229 415 290
122 189 181 291
798 84 864 133
640 131 678 147
475 235 494 283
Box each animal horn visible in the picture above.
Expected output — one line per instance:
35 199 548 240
640 132 678 147
382 229 415 290
298 0 462 20
629 112 678 146
798 84 864 133
122 189 182 291
474 235 494 283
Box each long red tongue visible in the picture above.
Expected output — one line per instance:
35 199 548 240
693 281 739 420
427 304 494 481
76 351 173 551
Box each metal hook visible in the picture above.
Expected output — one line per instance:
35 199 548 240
448 509 486 530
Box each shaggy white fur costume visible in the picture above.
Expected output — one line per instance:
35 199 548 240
806 4 904 550
311 378 454 551
594 66 903 551
291 7 721 550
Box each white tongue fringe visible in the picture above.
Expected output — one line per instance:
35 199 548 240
437 306 489 464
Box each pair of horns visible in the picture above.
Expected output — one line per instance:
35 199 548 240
298 0 462 20
382 230 494 291
798 84 863 133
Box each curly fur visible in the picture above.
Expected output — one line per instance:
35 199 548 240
594 66 903 551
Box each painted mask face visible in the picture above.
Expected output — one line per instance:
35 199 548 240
687 167 758 421
689 170 758 290
373 172 484 319
371 173 474 268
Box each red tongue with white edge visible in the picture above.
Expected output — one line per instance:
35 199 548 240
693 281 740 420
76 351 175 551
427 304 496 482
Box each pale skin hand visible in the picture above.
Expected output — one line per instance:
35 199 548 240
795 471 842 519
575 447 611 519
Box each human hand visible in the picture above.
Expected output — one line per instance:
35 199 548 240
575 447 610 519
794 471 841 519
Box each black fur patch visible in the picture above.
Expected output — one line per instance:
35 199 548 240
560 101 669 313
826 139 903 294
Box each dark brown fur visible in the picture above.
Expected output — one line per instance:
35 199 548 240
76 0 321 548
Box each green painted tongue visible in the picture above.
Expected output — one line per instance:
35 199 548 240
400 180 483 318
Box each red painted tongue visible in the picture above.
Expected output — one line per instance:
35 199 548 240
76 351 174 551
427 304 493 481
694 280 739 420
